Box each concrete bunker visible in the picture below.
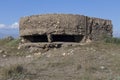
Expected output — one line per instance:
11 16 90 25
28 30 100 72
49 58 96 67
19 14 113 48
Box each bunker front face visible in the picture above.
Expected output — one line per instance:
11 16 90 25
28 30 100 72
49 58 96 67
19 14 113 48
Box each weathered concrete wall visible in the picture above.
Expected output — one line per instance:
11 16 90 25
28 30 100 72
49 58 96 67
20 14 86 36
19 14 113 43
86 17 112 41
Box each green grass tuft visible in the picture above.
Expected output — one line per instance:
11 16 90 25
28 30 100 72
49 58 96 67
104 37 120 45
6 39 20 47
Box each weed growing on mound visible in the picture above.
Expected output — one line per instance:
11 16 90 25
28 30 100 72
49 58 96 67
104 37 120 45
5 39 20 47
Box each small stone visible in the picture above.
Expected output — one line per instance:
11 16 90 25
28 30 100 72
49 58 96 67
0 50 4 53
34 52 41 57
21 39 25 43
17 45 21 50
3 54 6 58
86 39 92 43
26 55 32 58
62 53 66 56
100 66 105 70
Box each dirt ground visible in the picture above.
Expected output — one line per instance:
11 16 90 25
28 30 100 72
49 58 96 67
0 39 120 80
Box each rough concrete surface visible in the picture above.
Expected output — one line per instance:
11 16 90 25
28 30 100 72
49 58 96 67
19 14 113 48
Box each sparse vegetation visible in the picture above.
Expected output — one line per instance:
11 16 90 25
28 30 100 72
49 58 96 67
0 37 19 47
0 64 25 79
0 37 30 56
5 39 20 47
104 36 120 44
0 37 120 80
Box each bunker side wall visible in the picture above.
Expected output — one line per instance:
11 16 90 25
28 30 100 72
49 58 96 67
86 17 112 41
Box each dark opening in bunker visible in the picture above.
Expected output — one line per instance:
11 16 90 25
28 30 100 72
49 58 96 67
23 35 48 42
52 35 84 42
23 34 84 43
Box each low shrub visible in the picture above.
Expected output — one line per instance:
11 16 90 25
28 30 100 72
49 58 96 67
104 37 120 44
6 39 20 47
1 64 25 79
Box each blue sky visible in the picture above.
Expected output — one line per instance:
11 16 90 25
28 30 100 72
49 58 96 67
0 0 120 38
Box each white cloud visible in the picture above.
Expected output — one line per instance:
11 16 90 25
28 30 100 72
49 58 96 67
0 24 6 28
10 22 19 29
0 22 19 29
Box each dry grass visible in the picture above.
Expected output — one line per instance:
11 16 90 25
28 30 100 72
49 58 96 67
0 38 120 80
0 64 25 80
0 38 30 56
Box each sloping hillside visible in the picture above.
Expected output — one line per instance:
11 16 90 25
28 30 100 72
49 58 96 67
0 38 120 80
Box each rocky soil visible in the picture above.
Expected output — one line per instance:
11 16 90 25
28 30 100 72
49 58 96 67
0 39 120 80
